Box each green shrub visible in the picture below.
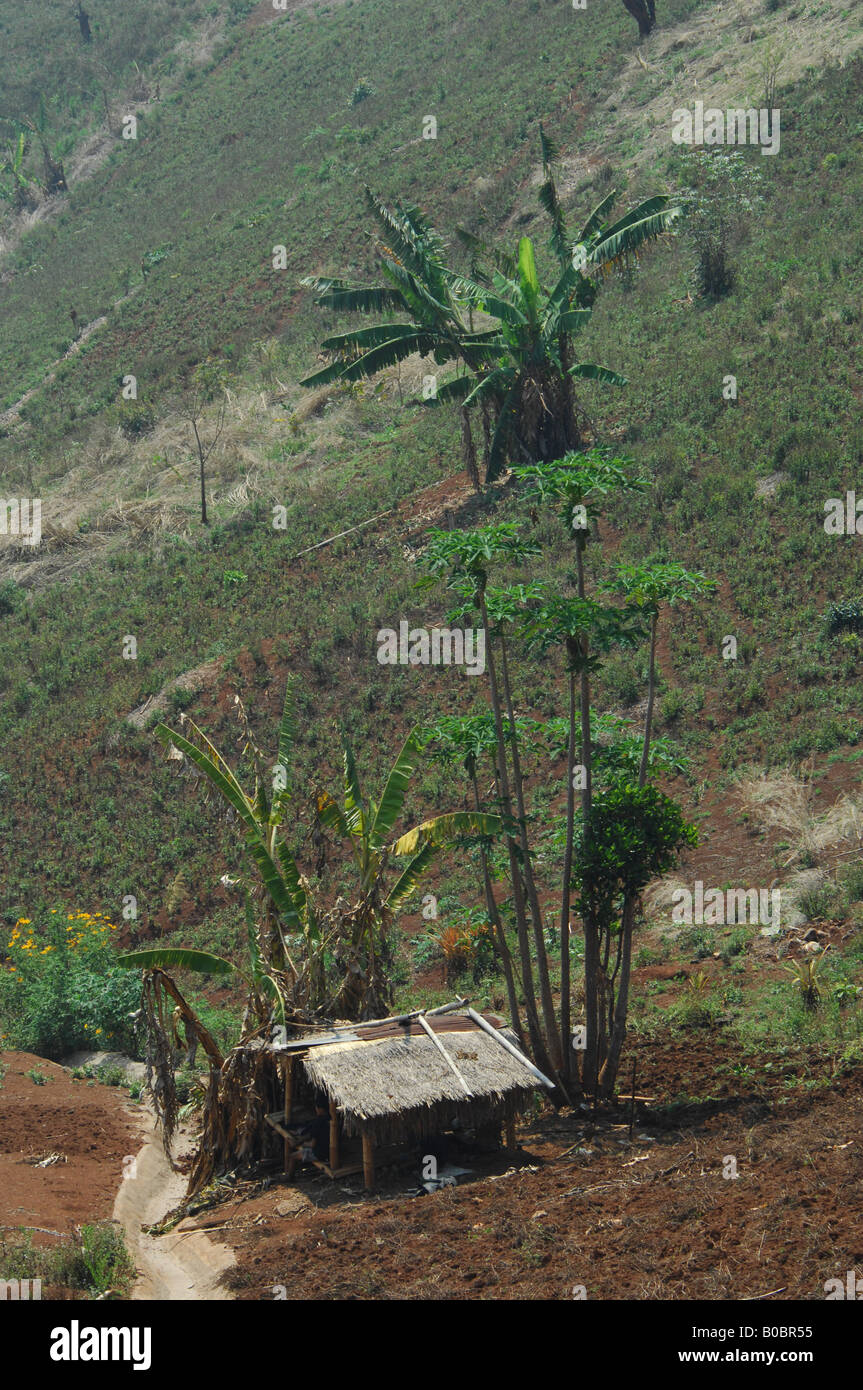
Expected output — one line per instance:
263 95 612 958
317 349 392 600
0 581 24 617
0 1222 134 1296
841 861 863 904
0 910 141 1060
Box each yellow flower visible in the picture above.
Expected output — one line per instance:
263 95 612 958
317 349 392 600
95 1029 102 1036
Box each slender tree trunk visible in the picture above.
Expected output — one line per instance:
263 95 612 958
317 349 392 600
478 590 560 1090
470 766 526 1051
460 406 480 492
192 421 208 525
638 609 658 787
559 663 578 1087
598 896 636 1097
498 631 561 1068
574 537 600 1097
602 610 658 1096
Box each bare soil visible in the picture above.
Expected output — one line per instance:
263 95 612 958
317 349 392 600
211 1033 863 1301
0 1051 144 1297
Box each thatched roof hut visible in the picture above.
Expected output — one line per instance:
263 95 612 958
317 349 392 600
269 1004 551 1186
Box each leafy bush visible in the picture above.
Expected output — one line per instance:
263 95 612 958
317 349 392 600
794 878 840 921
432 909 496 983
824 600 863 637
349 78 375 106
0 910 141 1059
678 150 764 298
117 401 156 439
0 580 24 617
0 1223 135 1297
840 861 863 904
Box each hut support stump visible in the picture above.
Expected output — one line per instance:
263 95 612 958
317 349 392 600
506 1116 517 1149
362 1133 375 1191
283 1055 294 1176
329 1100 340 1172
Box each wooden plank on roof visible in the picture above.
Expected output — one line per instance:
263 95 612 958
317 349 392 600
271 1013 502 1052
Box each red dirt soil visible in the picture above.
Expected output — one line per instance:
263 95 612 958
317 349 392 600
209 1033 863 1301
0 1052 144 1294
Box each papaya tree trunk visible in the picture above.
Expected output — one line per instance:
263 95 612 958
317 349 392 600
559 661 578 1086
498 630 561 1068
478 588 561 1091
470 766 526 1052
638 609 658 787
598 895 636 1097
574 536 600 1097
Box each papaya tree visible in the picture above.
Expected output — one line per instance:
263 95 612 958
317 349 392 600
600 560 715 787
415 457 708 1102
418 524 567 1092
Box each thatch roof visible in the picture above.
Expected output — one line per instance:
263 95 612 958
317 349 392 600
291 1014 539 1145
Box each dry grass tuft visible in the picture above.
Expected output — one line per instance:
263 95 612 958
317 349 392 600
736 765 863 864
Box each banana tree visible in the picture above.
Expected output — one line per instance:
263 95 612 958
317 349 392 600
300 135 679 486
300 189 499 487
119 888 293 1038
0 132 38 211
139 686 499 1021
151 688 312 983
300 190 499 386
448 235 627 482
445 130 679 480
315 730 502 1017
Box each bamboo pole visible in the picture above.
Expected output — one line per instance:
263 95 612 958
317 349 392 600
270 999 470 1051
417 1013 473 1096
466 1007 556 1089
290 508 394 561
362 1132 375 1191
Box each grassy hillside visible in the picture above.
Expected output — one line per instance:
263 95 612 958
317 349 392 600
0 0 706 433
1 0 863 1057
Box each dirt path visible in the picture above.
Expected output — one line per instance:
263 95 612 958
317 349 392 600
0 310 110 430
113 1113 235 1301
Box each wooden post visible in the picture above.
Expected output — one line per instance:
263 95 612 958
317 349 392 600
329 1100 340 1172
283 1056 294 1175
362 1132 375 1191
284 1055 294 1124
505 1114 516 1149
